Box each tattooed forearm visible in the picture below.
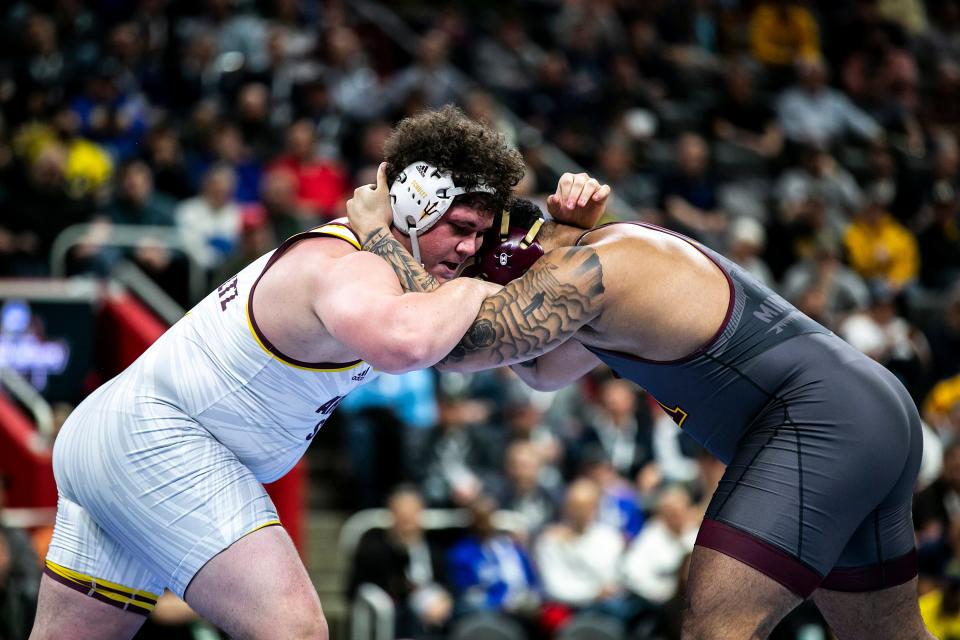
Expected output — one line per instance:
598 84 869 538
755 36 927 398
360 228 440 293
437 246 604 370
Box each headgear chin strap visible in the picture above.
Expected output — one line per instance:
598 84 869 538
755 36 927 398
389 161 494 263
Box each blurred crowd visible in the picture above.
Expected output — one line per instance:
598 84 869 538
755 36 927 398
1 0 960 638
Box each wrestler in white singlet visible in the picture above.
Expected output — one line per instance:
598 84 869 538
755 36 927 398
45 220 377 610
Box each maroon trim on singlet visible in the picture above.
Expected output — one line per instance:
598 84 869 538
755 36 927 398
43 568 155 616
575 221 735 366
696 518 823 598
248 224 363 369
820 550 918 593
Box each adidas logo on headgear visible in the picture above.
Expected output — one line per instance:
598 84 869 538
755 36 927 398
416 164 428 177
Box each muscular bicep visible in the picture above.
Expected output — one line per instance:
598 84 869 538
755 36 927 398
437 245 606 371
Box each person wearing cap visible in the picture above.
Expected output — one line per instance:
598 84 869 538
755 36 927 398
32 105 607 640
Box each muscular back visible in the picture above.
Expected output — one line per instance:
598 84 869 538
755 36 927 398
574 224 731 362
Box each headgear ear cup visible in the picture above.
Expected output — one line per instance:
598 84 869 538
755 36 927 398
389 160 494 264
461 210 546 285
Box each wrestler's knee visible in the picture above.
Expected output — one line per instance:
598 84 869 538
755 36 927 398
247 602 327 640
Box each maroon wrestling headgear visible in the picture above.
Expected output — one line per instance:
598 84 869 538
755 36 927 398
461 199 546 285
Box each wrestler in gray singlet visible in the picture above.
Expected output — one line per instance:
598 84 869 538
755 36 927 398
578 223 922 598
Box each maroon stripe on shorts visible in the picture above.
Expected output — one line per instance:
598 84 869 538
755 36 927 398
696 518 823 598
820 549 917 592
43 568 154 615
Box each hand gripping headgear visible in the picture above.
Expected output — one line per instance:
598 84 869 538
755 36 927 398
460 203 546 285
390 160 495 264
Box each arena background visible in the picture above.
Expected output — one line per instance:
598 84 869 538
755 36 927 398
0 0 959 638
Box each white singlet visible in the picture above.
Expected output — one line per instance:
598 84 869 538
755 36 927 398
45 220 379 605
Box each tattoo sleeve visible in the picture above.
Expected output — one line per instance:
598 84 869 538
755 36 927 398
360 227 441 293
438 246 605 371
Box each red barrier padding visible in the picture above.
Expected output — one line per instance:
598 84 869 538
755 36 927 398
265 460 306 555
0 394 56 508
98 293 167 376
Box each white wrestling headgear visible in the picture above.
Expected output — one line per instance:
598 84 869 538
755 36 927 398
390 160 495 263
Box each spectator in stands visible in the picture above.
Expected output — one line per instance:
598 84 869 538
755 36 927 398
925 286 960 382
776 145 863 239
579 449 647 542
69 59 150 162
593 139 658 211
213 209 276 284
268 119 349 220
10 12 70 120
257 167 311 242
861 142 924 225
389 30 466 112
191 122 262 204
416 394 501 508
12 104 114 203
322 26 384 122
622 486 698 613
340 371 439 510
492 388 564 492
658 132 728 248
535 479 634 626
843 192 920 294
839 282 930 396
920 560 960 639
174 163 241 271
495 441 560 538
349 486 453 639
781 237 871 325
573 377 655 483
923 374 960 438
727 216 775 288
105 160 176 228
236 82 279 159
141 126 193 200
3 142 94 276
710 65 783 161
472 18 544 109
749 0 821 70
447 494 539 623
777 57 881 147
917 181 960 291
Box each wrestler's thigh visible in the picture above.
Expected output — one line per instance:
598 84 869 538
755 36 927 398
184 524 327 640
812 579 934 640
30 574 146 640
682 546 801 640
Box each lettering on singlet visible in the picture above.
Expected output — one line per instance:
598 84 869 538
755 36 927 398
752 292 803 335
218 277 239 311
308 395 344 440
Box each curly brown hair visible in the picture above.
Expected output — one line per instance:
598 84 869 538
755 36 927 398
383 105 525 215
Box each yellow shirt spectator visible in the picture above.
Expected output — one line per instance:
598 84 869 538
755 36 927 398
12 122 113 199
920 588 960 639
750 2 821 67
843 205 919 289
924 374 960 426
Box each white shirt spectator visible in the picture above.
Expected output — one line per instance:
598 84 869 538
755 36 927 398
622 519 697 604
535 521 624 607
777 87 880 146
175 196 241 269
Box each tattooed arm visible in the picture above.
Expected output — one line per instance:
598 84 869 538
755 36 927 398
358 226 442 293
436 244 606 372
509 339 602 390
